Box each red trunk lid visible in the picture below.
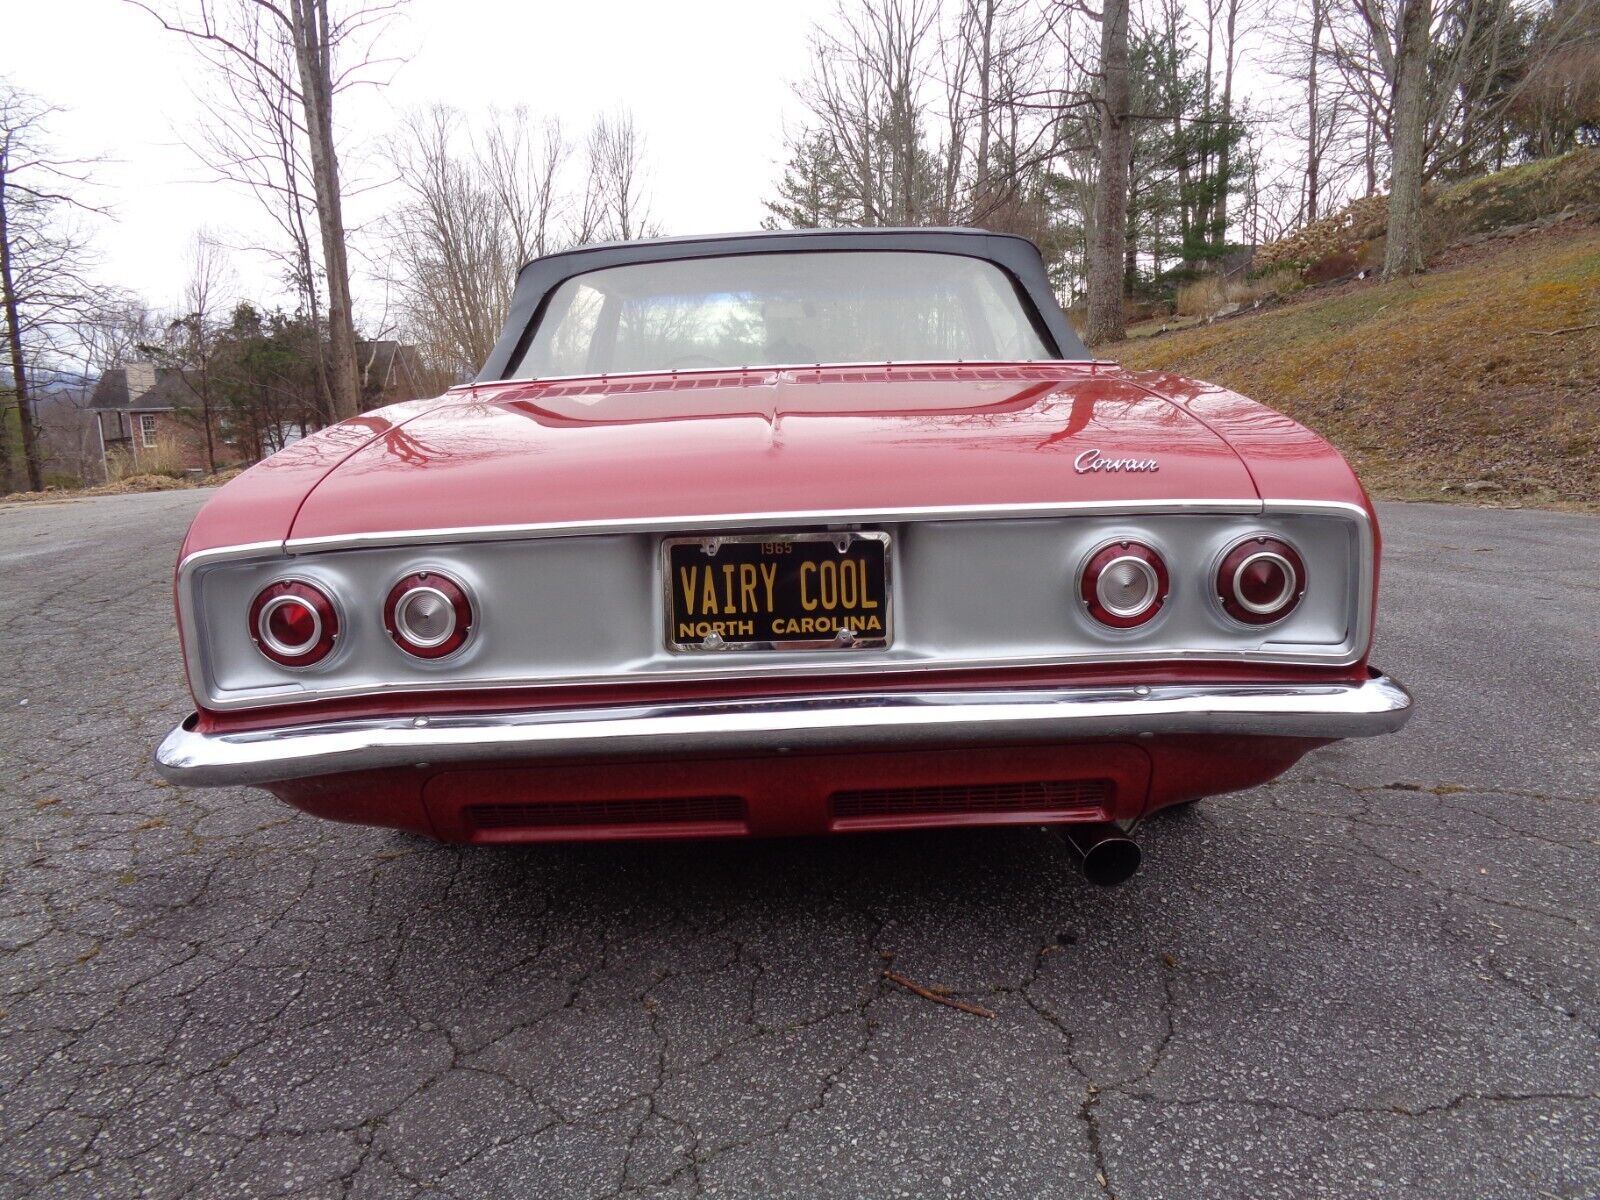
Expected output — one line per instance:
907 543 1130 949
286 364 1260 541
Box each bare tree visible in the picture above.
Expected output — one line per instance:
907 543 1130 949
787 0 942 226
0 83 102 493
167 231 235 471
483 110 568 262
132 0 404 421
772 0 1075 240
1515 0 1600 157
1085 0 1132 345
384 106 578 378
386 107 522 376
176 6 333 415
583 111 657 243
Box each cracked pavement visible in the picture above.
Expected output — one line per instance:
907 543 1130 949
1 491 1597 1198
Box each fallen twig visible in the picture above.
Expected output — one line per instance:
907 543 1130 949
1527 321 1600 336
883 971 996 1019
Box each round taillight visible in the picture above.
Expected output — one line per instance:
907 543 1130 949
249 580 339 667
1080 541 1168 628
1218 536 1306 625
385 571 473 659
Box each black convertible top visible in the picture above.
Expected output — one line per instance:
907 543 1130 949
475 227 1088 382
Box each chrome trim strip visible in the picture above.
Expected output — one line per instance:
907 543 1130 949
277 498 1267 555
173 500 1376 711
450 357 1106 391
155 672 1414 788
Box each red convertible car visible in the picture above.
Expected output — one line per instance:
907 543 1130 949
156 229 1411 883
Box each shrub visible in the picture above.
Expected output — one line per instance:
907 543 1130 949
1236 267 1303 302
111 435 190 481
1256 194 1390 272
1304 250 1359 284
1175 276 1227 316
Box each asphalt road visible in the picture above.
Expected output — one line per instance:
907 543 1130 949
2 491 1596 1199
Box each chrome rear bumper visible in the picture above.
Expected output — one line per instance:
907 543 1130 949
154 671 1413 788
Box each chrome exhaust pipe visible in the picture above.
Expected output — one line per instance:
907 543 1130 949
1055 822 1142 887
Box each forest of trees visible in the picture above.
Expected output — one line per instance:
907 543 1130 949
765 0 1599 336
2 0 1596 492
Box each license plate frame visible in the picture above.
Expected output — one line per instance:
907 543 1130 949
662 531 892 653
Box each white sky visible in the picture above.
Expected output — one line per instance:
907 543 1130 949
2 0 832 320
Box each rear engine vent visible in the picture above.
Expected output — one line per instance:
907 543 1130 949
465 795 744 832
832 779 1111 821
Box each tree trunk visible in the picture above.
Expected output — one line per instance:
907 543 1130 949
1384 0 1433 277
0 167 15 492
198 356 217 474
1365 109 1378 197
1306 0 1322 223
974 0 995 206
1193 8 1217 264
0 165 41 493
1216 0 1240 246
1086 0 1132 346
288 0 361 420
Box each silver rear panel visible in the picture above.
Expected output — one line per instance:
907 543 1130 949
180 502 1373 712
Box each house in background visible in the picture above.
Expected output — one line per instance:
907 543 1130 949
91 362 231 480
87 343 427 481
358 340 431 407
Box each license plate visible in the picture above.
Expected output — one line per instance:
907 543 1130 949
664 532 891 652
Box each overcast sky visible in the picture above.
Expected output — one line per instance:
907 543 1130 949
3 0 833 319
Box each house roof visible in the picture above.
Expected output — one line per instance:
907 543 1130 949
358 339 426 397
91 364 201 412
357 340 401 390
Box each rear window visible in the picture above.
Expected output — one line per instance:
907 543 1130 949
512 250 1055 378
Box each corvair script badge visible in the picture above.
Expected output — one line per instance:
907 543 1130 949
1073 449 1160 474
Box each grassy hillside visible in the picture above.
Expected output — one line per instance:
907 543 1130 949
1113 221 1600 505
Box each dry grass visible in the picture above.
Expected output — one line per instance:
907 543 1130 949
108 436 191 482
1174 276 1226 317
2 465 246 504
1175 267 1304 318
1111 222 1600 504
1433 149 1600 235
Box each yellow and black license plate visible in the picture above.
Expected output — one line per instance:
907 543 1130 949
664 532 891 652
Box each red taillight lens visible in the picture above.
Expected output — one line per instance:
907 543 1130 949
1080 541 1168 628
249 580 338 666
1218 537 1305 625
385 571 473 659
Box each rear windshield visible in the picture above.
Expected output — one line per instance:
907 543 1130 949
511 250 1056 378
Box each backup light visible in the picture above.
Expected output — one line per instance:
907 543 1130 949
385 571 473 659
1080 541 1168 628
